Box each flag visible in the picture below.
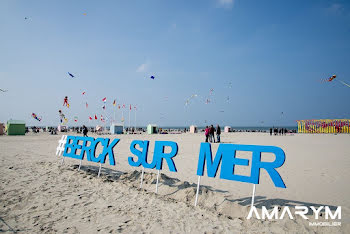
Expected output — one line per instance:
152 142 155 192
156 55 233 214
118 105 120 109
134 106 137 110
82 92 86 95
113 99 116 106
94 114 97 120
102 105 106 110
102 97 107 102
86 102 88 108
122 104 125 108
129 104 131 110
89 116 92 120
101 115 105 122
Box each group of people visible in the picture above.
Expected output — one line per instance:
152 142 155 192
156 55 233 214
270 127 288 136
204 125 221 143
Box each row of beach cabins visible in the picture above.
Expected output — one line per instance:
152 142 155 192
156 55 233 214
1 120 244 136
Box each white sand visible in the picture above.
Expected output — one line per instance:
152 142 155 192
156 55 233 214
0 132 349 233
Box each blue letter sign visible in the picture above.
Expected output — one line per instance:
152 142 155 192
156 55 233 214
63 136 120 165
128 140 178 172
196 143 286 188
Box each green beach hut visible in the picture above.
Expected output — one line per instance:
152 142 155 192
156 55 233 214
147 124 158 134
7 120 26 135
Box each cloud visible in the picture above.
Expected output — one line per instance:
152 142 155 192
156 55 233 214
136 63 148 72
217 0 234 8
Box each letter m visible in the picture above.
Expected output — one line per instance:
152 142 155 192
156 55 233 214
196 143 229 177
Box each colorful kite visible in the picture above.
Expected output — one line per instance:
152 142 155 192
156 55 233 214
102 97 107 102
68 72 75 78
94 114 97 120
63 96 69 108
31 113 41 121
74 116 78 122
113 99 116 106
82 91 86 95
185 94 198 106
150 76 155 79
322 74 350 88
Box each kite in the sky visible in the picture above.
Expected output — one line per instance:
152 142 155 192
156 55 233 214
82 91 86 95
63 96 69 108
102 97 107 103
0 89 8 92
322 74 350 88
150 76 155 79
58 110 65 123
185 94 198 106
31 113 41 121
102 105 106 110
74 116 78 122
68 72 75 78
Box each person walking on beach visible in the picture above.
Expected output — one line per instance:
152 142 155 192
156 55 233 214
270 128 272 136
82 125 88 137
216 125 221 143
210 125 215 143
205 126 209 142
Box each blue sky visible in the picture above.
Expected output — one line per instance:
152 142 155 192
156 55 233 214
0 0 349 127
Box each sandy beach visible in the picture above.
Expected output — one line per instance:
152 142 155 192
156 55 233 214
0 132 349 233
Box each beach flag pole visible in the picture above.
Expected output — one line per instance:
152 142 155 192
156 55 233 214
194 176 201 206
98 163 102 177
122 109 124 132
134 106 137 132
113 107 116 124
128 104 131 134
155 170 160 193
250 184 256 208
140 167 145 188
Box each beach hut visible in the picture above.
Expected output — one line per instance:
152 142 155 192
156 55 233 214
0 123 4 135
189 125 198 133
224 126 231 133
110 124 123 134
58 125 67 132
147 124 158 134
6 120 26 135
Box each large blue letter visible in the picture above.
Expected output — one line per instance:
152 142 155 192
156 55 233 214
153 141 178 172
196 143 229 177
128 140 149 167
